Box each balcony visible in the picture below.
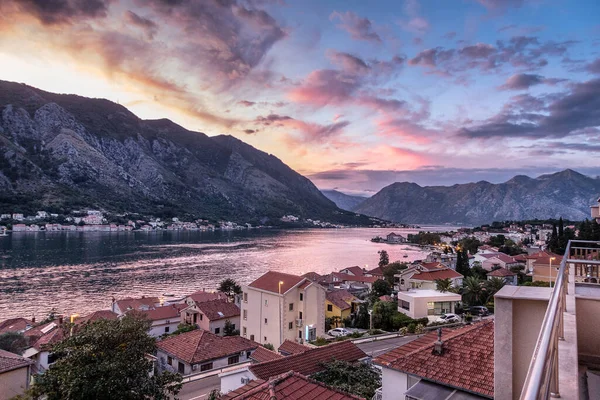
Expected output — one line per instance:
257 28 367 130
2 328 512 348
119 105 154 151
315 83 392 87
496 240 600 400
295 318 303 327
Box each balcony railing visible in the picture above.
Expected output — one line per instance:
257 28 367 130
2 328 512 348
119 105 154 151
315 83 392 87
520 239 600 400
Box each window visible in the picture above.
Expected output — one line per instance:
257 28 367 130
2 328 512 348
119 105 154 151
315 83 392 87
243 310 247 320
264 299 268 306
300 293 303 301
400 278 405 285
243 292 248 302
264 336 267 342
298 330 302 339
327 304 333 312
164 326 170 333
400 300 410 311
228 355 240 365
299 311 303 319
178 362 185 374
167 356 172 366
246 351 252 358
215 327 220 334
288 322 293 330
200 314 204 321
243 327 247 336
47 353 58 365
250 334 255 341
264 318 268 325
200 362 213 372
289 303 294 311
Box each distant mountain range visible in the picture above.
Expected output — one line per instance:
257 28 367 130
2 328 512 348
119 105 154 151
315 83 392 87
321 190 367 211
352 169 600 225
0 80 371 225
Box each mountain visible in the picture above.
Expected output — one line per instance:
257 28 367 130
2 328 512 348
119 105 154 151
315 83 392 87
0 80 368 224
353 169 600 225
321 190 368 211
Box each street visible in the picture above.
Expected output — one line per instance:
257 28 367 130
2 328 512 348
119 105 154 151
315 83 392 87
176 375 220 400
356 335 421 357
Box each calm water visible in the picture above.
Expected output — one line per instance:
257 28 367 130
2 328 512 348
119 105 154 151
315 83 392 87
0 227 452 320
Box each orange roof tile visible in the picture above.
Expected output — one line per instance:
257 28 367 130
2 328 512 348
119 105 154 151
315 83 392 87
375 322 494 398
194 300 240 321
0 349 33 374
301 272 322 282
340 266 364 276
140 304 187 321
278 340 310 356
249 271 306 294
188 291 229 303
250 341 366 380
487 268 516 277
115 296 161 312
75 310 118 325
251 346 285 363
0 318 31 334
412 269 463 281
222 371 365 400
326 289 356 311
157 329 258 364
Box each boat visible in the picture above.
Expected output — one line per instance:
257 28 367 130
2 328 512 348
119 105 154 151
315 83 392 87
162 293 175 297
403 254 408 258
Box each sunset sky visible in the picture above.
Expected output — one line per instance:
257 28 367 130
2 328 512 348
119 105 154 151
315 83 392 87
1 0 599 195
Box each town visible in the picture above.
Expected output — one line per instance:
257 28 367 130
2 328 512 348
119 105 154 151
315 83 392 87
1 200 599 399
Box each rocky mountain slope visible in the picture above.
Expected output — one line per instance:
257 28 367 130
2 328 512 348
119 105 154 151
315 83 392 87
321 190 367 211
353 170 600 225
0 80 368 224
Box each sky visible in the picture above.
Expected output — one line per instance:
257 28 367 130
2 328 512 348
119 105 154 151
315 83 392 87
0 0 599 196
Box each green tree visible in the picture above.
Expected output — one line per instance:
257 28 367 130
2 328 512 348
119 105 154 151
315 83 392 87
484 277 506 303
312 360 381 399
383 262 407 285
462 276 485 306
371 301 398 331
455 249 471 277
470 263 488 280
0 332 29 355
262 343 275 351
371 279 392 297
223 320 239 336
218 278 242 300
29 314 182 400
378 250 389 268
435 278 452 293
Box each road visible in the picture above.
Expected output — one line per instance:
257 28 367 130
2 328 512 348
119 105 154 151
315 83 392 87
356 335 421 357
176 375 220 400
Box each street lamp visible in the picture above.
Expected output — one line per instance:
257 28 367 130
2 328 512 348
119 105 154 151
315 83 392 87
549 257 556 288
278 281 284 294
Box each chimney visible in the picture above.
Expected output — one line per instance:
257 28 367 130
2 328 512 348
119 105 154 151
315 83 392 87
31 316 36 324
433 328 444 355
58 315 64 325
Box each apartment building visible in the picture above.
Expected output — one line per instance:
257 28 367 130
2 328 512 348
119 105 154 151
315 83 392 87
240 271 326 348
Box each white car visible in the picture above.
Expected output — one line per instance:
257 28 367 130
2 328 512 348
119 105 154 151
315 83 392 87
327 328 351 337
437 313 460 324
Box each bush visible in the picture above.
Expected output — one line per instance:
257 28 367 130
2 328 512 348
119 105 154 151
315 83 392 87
312 337 329 346
414 324 424 334
399 327 408 335
368 329 385 335
263 343 275 351
407 323 416 334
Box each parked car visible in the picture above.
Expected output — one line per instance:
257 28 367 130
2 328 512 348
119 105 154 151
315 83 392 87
469 306 490 316
327 328 351 337
437 313 460 323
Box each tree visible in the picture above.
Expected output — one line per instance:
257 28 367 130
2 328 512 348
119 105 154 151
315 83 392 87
462 276 485 306
29 314 182 400
262 343 275 351
371 301 398 331
378 250 389 268
383 262 407 285
371 279 392 297
223 320 239 336
484 277 506 303
0 332 29 355
455 249 471 277
435 278 452 293
470 263 488 280
312 360 381 399
218 278 241 300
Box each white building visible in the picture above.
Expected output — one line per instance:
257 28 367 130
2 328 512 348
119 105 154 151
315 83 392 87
241 271 326 348
397 289 461 319
181 299 240 336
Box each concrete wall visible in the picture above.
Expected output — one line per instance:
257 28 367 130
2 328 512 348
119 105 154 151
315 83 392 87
241 287 283 346
220 368 257 393
157 349 253 376
148 318 180 337
0 367 30 400
576 296 600 361
381 368 410 400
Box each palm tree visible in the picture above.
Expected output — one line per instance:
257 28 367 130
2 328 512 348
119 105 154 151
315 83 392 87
435 278 452 293
484 277 506 303
462 276 485 306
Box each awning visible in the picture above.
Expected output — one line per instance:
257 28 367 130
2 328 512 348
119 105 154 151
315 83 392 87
404 380 486 400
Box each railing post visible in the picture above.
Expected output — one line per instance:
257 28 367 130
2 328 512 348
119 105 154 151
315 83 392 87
550 337 560 398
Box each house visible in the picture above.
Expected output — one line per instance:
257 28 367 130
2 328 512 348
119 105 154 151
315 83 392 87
156 329 258 375
111 296 163 315
0 318 32 334
397 289 462 319
22 320 66 374
395 262 462 292
0 349 33 400
249 346 284 363
524 250 561 274
374 321 494 400
221 371 364 400
220 340 367 393
339 266 365 276
386 232 406 243
365 265 385 279
186 290 229 304
325 289 358 323
531 255 563 283
140 304 188 337
592 197 600 223
277 339 310 356
480 253 520 271
487 268 518 286
301 272 322 282
181 299 240 336
240 271 326 348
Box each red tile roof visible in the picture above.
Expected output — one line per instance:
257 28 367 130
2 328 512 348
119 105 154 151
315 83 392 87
195 300 240 321
297 281 312 290
0 349 33 374
249 341 367 380
487 268 516 277
188 291 229 303
411 269 463 282
533 255 564 265
419 262 446 271
374 330 453 365
341 275 379 284
115 296 161 312
157 329 258 364
140 304 187 321
0 318 31 334
326 289 356 311
75 310 118 325
375 322 494 398
249 271 306 294
222 371 365 400
30 323 66 351
366 266 385 276
251 346 285 363
278 340 310 355
340 266 364 276
484 253 517 264
301 272 322 282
